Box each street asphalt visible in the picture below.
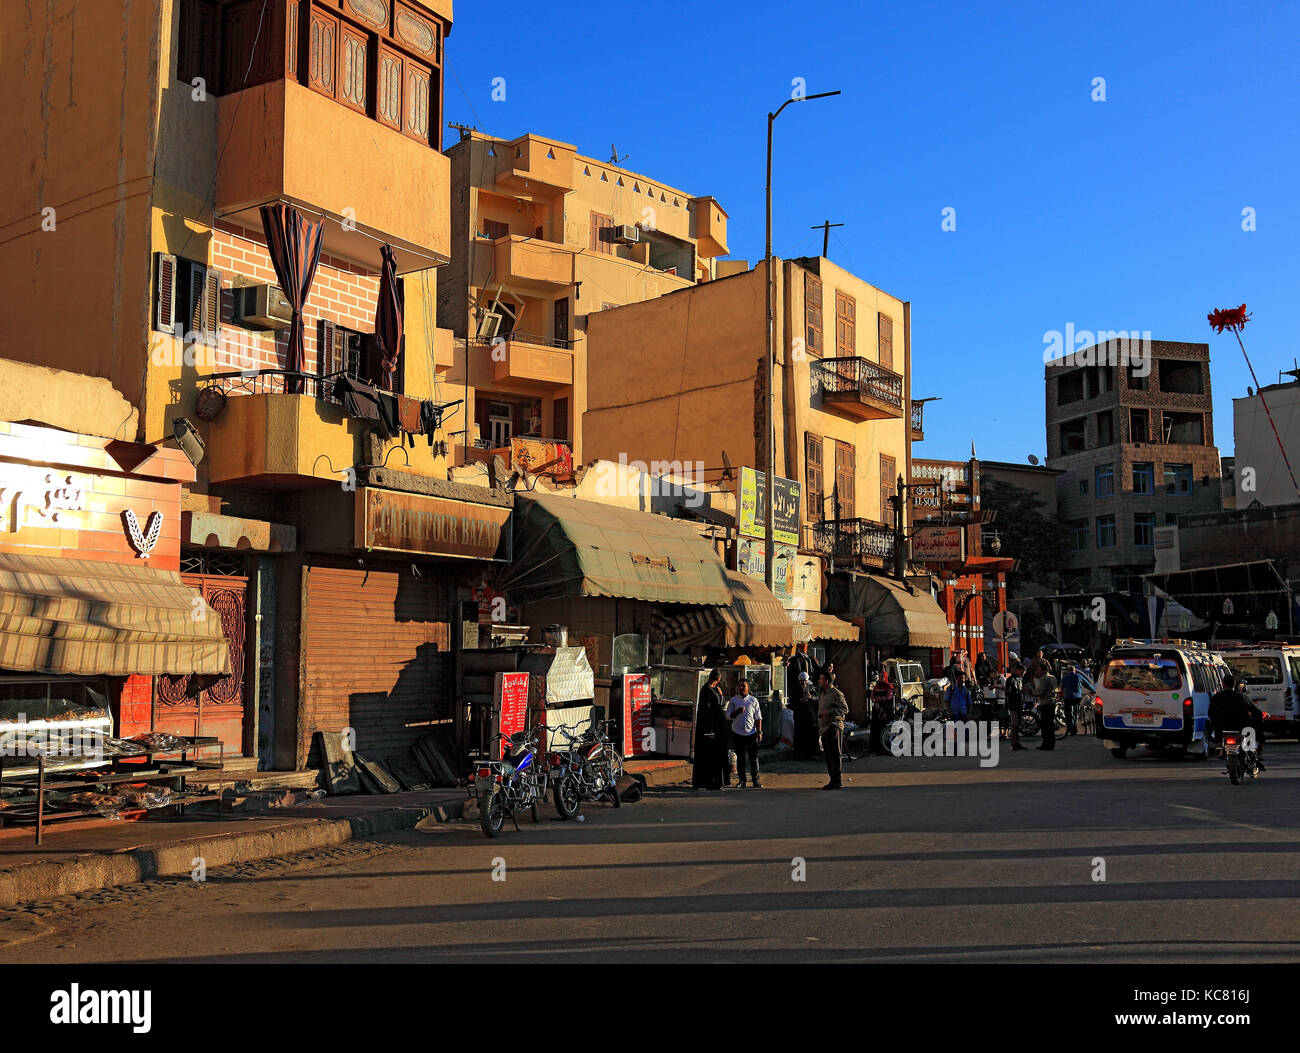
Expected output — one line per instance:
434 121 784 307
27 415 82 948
3 732 1298 963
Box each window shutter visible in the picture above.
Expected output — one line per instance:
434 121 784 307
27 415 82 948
835 291 855 356
805 432 823 522
317 319 338 382
204 267 223 340
805 275 822 357
154 252 177 334
878 312 894 370
186 262 207 336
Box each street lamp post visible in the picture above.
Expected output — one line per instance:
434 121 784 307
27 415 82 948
764 89 840 591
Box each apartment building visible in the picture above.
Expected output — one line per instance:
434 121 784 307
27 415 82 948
437 130 729 470
1045 340 1221 593
2 1 517 770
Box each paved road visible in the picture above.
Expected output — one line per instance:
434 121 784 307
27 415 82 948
4 735 1299 963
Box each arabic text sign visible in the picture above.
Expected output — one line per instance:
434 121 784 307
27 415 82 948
738 467 800 545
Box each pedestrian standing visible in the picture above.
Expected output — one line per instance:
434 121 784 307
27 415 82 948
946 670 973 720
1036 665 1060 751
1061 663 1082 735
817 670 849 789
1005 663 1027 750
726 679 763 788
870 667 894 755
692 669 727 790
791 670 821 760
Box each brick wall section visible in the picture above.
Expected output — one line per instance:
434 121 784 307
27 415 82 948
209 224 380 379
1045 340 1220 589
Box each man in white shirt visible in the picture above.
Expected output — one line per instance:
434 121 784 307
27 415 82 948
726 679 763 788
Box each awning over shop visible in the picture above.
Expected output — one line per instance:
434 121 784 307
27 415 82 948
0 554 232 677
837 574 950 648
498 492 733 606
658 570 795 649
793 610 860 643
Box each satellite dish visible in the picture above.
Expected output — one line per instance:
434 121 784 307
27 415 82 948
1028 454 1040 465
1247 386 1254 397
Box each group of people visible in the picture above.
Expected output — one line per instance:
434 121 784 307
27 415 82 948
940 648 1087 752
693 643 853 792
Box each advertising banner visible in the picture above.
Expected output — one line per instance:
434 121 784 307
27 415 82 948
622 672 653 757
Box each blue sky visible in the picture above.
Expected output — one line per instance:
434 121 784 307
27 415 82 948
442 0 1299 462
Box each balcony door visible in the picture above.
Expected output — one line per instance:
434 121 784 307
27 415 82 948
833 439 856 519
488 402 513 448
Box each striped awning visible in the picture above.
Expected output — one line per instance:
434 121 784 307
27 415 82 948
659 571 796 650
0 554 232 677
793 610 860 643
499 492 733 606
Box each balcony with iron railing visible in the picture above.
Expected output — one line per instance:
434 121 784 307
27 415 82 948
802 517 896 570
911 401 924 439
811 357 905 422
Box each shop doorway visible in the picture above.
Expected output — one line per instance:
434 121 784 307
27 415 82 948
155 570 249 755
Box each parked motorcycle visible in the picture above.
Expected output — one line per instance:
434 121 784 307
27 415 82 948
548 720 624 818
471 729 549 837
1218 729 1261 785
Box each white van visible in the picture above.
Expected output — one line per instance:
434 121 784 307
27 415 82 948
1096 638 1231 759
1223 643 1300 739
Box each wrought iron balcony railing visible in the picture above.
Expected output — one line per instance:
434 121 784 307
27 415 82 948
474 331 574 351
803 517 897 569
911 401 924 437
811 357 904 420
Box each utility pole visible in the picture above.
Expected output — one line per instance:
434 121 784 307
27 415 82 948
765 88 840 592
811 220 844 259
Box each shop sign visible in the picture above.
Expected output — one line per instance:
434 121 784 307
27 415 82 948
357 488 511 561
495 671 529 745
736 536 797 600
622 672 652 757
738 467 800 545
911 525 965 563
0 468 86 532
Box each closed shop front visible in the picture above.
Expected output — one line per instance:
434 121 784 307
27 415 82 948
300 562 455 766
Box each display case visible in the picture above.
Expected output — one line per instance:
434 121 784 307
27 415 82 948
0 677 113 777
648 664 709 759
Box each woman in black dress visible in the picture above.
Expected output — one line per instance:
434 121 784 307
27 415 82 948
692 669 727 790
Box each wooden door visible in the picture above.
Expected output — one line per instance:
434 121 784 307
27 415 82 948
155 574 249 754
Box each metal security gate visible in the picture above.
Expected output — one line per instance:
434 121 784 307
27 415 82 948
300 563 454 768
154 573 249 753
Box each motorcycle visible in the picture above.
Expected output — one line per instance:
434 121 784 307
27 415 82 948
470 729 550 837
548 720 624 818
1217 729 1261 785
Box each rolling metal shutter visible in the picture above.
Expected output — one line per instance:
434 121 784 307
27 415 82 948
301 563 453 766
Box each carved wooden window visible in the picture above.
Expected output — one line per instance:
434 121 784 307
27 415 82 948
396 2 439 61
404 59 431 144
343 0 390 32
307 6 338 98
339 24 368 114
285 0 301 79
878 311 894 370
377 45 404 130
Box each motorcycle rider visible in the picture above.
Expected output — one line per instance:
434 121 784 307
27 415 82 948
1208 673 1266 770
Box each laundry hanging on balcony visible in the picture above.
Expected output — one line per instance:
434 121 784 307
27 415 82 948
374 243 405 392
259 203 324 395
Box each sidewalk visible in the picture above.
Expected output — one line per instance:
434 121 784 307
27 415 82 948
0 788 467 908
0 759 690 907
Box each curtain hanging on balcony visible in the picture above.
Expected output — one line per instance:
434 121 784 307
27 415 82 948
374 243 405 391
259 203 324 395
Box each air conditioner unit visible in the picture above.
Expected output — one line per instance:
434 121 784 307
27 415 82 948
613 224 639 244
234 284 293 330
477 312 503 340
